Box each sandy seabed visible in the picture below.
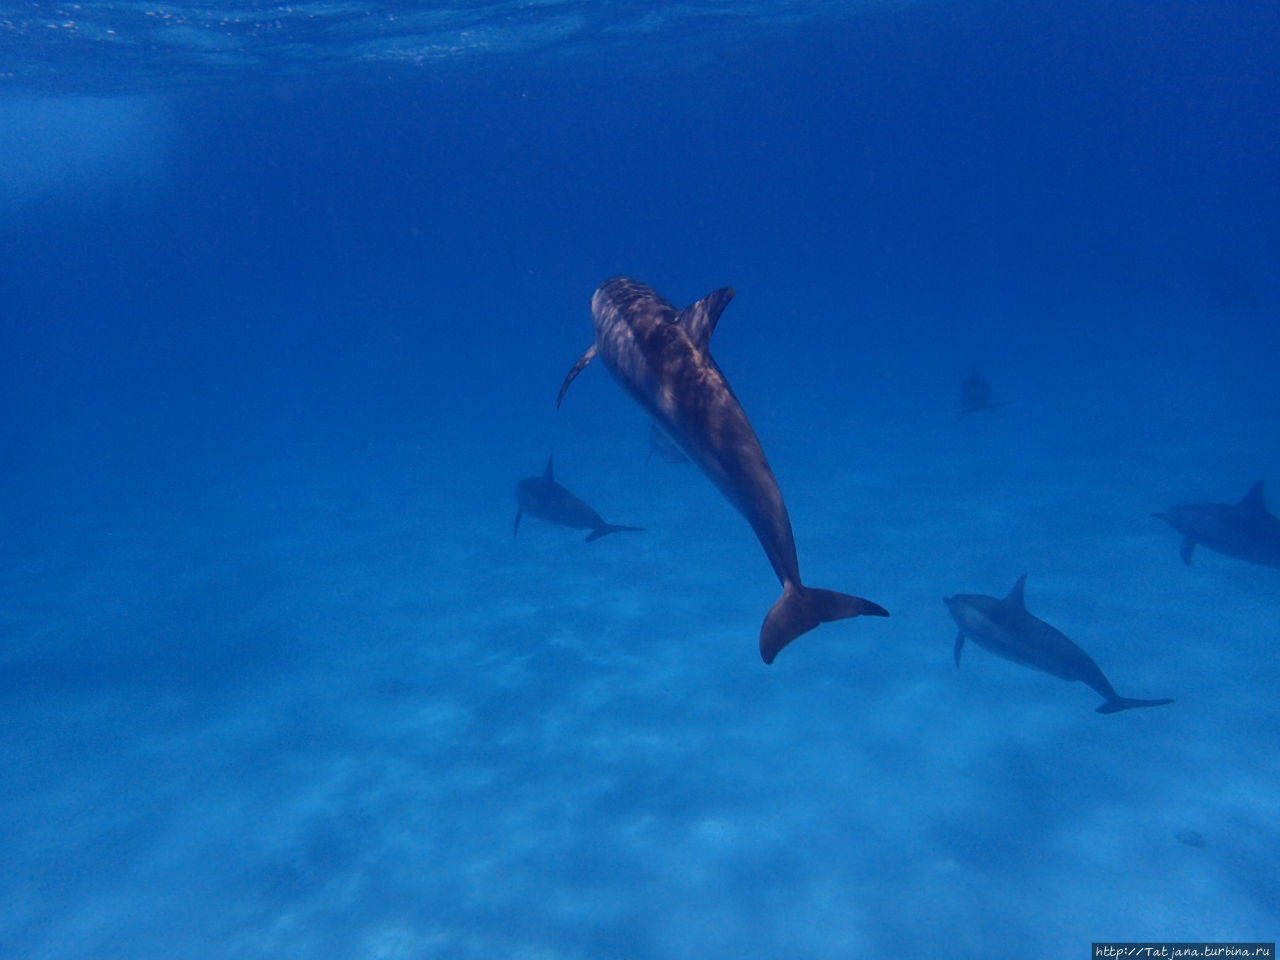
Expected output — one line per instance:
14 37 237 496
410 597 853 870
2 357 1277 960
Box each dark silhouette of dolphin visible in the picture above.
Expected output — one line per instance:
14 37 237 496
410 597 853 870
514 457 643 542
1153 481 1280 568
557 277 887 663
944 575 1174 714
958 362 1006 417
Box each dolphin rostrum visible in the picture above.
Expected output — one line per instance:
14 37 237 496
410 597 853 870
1153 481 1280 568
557 277 887 663
514 456 643 542
944 575 1173 714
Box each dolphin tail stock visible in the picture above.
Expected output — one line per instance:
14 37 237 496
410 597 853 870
585 523 645 542
1096 695 1175 714
760 582 889 664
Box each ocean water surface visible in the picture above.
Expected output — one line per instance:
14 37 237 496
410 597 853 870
2 1 1278 957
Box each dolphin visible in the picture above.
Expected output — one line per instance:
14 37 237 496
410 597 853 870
557 277 887 663
647 423 689 464
1153 481 1280 568
944 575 1174 714
514 456 643 542
958 362 1006 417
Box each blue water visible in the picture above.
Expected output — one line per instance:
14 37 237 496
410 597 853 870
2 2 1278 957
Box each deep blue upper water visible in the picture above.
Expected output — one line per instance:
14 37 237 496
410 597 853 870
2 2 1278 958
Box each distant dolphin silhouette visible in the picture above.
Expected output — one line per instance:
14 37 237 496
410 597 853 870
944 575 1174 714
1153 481 1280 568
558 277 887 663
959 363 1006 417
514 457 643 542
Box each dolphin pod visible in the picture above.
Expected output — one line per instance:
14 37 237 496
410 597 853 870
515 276 1265 696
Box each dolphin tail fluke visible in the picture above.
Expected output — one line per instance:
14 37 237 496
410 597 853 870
760 583 889 664
1097 695 1174 714
585 524 645 542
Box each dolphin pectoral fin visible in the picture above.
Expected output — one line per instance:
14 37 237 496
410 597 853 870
1180 536 1196 566
759 583 889 665
1152 512 1189 562
953 630 966 666
675 287 735 350
556 344 597 409
584 523 645 542
1097 695 1175 714
513 508 523 536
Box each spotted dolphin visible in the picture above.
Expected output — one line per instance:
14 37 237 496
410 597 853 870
514 456 643 542
944 575 1173 714
557 277 887 663
1154 481 1280 568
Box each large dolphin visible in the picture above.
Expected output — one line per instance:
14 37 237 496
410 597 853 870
944 575 1173 714
557 277 887 663
514 456 643 542
1153 481 1280 568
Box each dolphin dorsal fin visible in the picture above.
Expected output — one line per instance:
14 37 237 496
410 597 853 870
1004 574 1028 609
1239 480 1267 512
675 287 735 350
544 456 555 480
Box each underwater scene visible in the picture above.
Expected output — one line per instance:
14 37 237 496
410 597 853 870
1 1 1277 957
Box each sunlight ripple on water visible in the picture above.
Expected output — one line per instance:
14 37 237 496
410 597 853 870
0 0 865 91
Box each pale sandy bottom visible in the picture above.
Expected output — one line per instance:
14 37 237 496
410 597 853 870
2 381 1277 960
